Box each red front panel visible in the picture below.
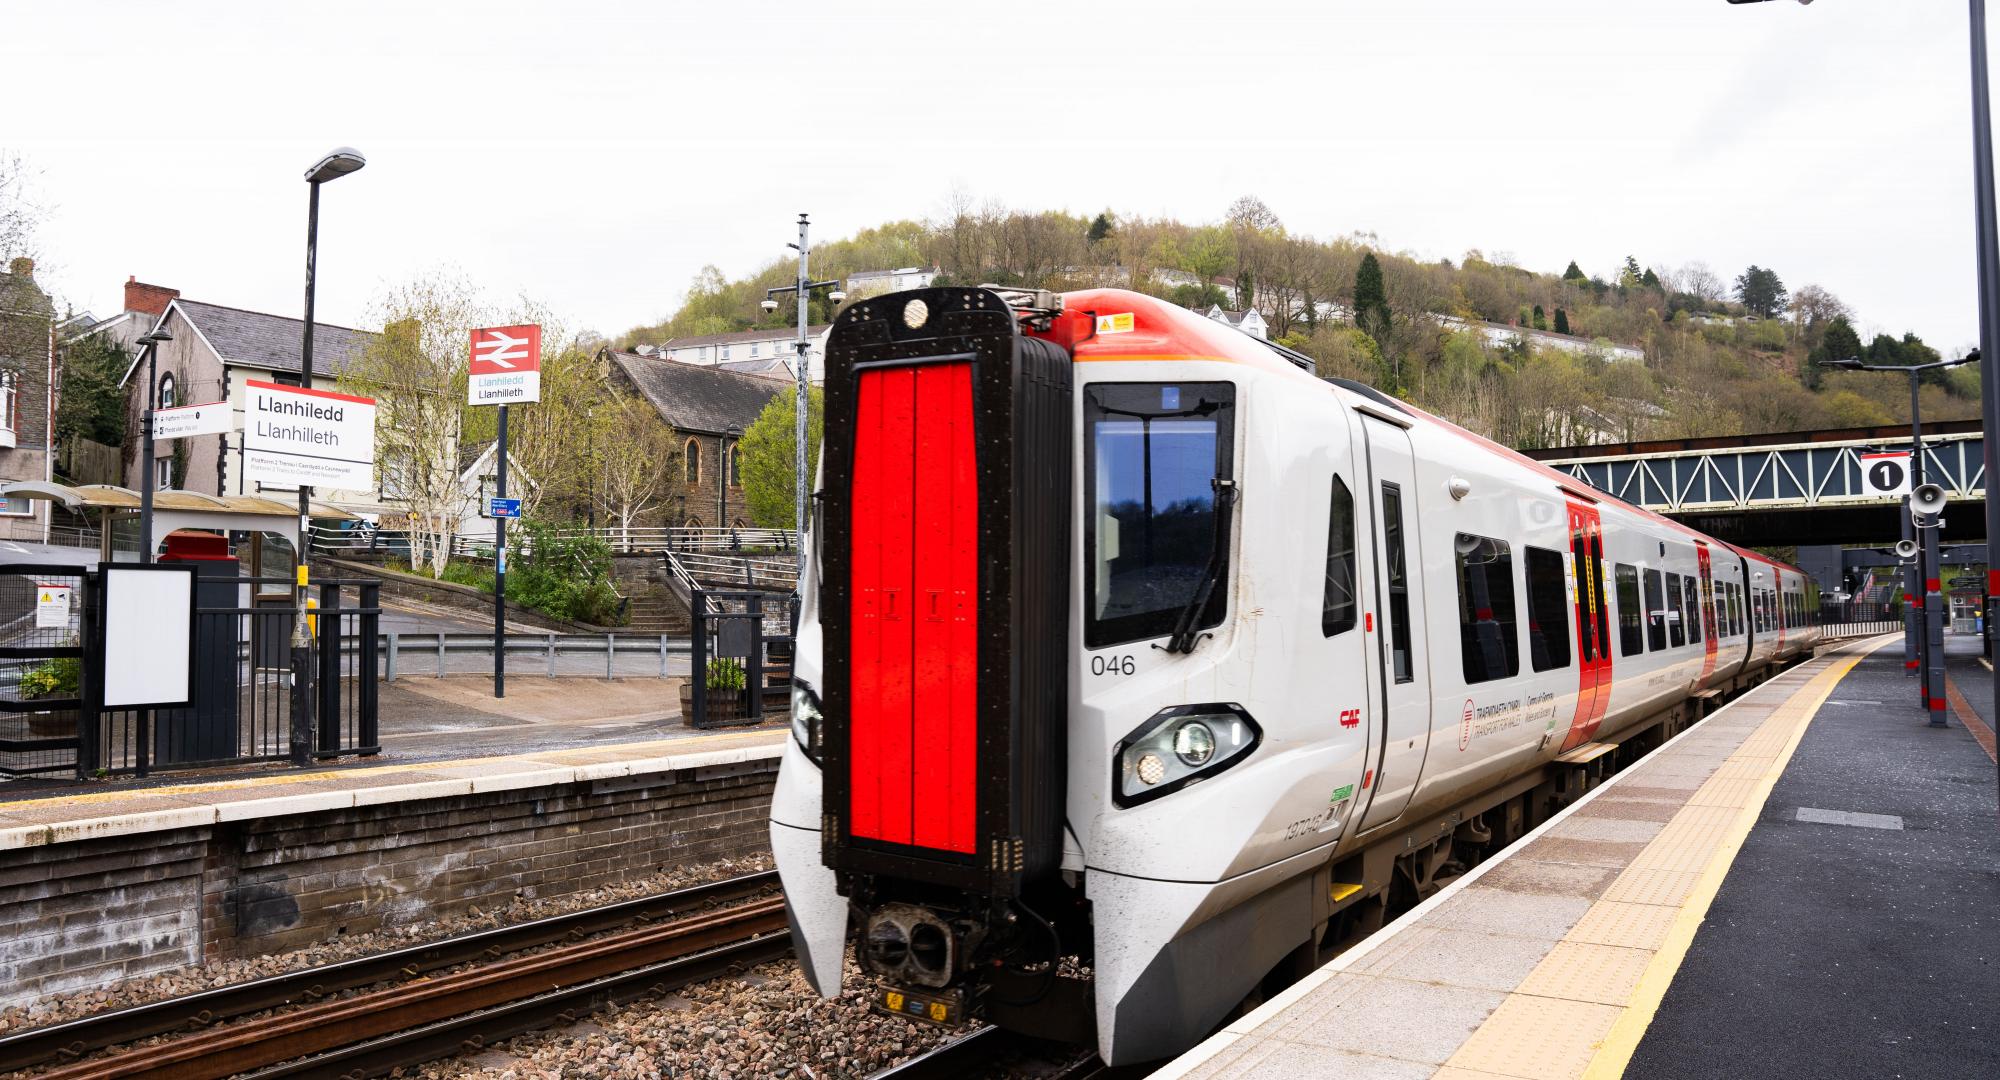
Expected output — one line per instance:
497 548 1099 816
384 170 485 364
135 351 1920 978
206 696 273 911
1697 546 1718 683
848 363 979 853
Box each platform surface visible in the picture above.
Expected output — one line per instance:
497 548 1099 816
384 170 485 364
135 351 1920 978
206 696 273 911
1159 635 1999 1080
0 727 786 851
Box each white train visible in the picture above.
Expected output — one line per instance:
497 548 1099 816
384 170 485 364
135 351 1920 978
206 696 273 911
769 286 1818 1065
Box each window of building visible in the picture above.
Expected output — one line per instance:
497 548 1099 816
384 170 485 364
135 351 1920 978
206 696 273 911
698 346 709 362
1382 484 1412 682
1322 476 1357 637
159 372 177 411
719 345 732 361
684 437 701 484
1617 563 1643 657
750 342 761 358
1456 533 1518 684
0 494 33 517
729 444 742 488
1645 568 1667 651
1525 546 1571 672
156 457 171 489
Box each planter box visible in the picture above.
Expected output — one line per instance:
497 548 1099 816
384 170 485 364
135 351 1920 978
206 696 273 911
679 682 757 729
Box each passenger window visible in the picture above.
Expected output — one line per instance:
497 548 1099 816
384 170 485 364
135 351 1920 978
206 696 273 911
1667 573 1687 648
1644 568 1667 651
1322 476 1357 637
1381 484 1413 683
1616 563 1643 657
1525 546 1571 672
1456 533 1519 684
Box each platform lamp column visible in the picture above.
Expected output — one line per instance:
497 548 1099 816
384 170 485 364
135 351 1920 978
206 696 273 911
292 146 366 767
135 328 173 565
495 403 508 699
762 215 844 582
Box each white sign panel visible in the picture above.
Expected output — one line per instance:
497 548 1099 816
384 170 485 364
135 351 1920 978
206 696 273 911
244 380 377 490
152 400 231 440
1859 452 1912 497
34 583 70 629
468 324 543 405
101 565 195 709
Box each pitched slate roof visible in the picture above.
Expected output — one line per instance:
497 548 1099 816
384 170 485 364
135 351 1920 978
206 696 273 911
605 350 782 436
175 299 377 378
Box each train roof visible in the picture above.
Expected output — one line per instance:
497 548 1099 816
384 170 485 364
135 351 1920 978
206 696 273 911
1044 288 1805 578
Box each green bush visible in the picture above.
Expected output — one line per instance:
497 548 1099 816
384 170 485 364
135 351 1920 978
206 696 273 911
705 656 746 691
504 519 625 626
20 655 80 699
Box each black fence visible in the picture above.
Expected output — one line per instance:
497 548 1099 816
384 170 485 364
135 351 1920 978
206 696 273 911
0 568 381 780
687 587 795 729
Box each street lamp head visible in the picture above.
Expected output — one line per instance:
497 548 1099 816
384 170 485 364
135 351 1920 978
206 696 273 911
761 298 779 313
140 328 173 345
305 147 367 184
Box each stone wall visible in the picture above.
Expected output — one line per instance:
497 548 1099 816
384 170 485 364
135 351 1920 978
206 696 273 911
0 756 776 1010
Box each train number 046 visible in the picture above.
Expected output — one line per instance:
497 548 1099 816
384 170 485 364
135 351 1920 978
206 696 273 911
1091 654 1137 677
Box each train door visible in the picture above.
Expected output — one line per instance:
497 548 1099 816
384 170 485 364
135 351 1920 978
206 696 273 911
1355 412 1431 833
1695 545 1718 683
1559 504 1612 751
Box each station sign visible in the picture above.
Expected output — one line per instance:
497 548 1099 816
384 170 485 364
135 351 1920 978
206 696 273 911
152 400 231 440
243 380 378 490
487 497 522 519
468 324 542 405
1859 451 1912 497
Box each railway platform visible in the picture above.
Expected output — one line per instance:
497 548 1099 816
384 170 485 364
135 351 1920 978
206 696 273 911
1157 634 2000 1080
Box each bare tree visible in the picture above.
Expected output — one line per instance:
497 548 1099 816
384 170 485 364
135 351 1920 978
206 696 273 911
1675 261 1727 307
461 301 606 522
0 152 41 263
1787 283 1850 348
594 390 676 549
349 274 485 577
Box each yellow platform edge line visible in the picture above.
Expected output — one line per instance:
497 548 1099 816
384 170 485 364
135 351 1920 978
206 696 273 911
1579 645 1876 1080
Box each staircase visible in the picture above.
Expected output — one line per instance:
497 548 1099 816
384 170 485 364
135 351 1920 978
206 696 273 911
612 554 692 634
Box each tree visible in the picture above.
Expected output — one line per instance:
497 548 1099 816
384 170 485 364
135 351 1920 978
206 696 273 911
1353 252 1389 330
1562 260 1587 283
594 390 677 549
1734 265 1788 318
1788 283 1850 349
1640 268 1661 291
1803 314 1863 389
1532 304 1547 331
1618 256 1644 291
1675 261 1728 307
1087 211 1115 245
348 275 482 577
1554 308 1571 335
53 333 129 448
737 385 824 528
460 304 605 523
0 152 40 264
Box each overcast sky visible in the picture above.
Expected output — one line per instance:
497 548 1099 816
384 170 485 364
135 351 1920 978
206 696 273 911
6 1 1996 351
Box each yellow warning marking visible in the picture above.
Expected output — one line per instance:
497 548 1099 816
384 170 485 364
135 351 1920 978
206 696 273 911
1579 645 1871 1079
1330 882 1364 902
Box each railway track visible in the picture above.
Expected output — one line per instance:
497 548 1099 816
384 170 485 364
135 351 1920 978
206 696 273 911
0 870 785 1080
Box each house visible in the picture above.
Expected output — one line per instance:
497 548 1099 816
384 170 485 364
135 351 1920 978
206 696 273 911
105 277 390 512
648 324 828 382
1202 305 1269 340
600 348 782 528
1434 313 1646 363
0 258 55 539
843 267 937 299
453 441 537 541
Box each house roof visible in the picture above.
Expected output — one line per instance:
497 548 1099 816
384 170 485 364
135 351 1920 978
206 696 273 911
172 299 377 378
605 350 782 436
659 324 830 351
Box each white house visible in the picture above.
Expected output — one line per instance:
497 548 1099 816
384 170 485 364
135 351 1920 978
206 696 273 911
453 441 538 540
1203 305 1268 340
649 325 828 383
843 267 937 298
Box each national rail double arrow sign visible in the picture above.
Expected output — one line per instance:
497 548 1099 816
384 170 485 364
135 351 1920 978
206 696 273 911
468 324 543 405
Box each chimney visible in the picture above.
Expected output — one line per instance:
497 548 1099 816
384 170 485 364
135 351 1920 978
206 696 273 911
124 276 180 316
6 257 31 279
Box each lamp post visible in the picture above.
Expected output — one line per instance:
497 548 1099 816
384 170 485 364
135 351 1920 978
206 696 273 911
1821 354 1973 726
135 328 173 564
291 146 365 767
763 215 844 579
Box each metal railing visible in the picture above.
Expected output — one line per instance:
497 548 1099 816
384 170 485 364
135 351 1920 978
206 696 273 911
383 632 691 680
1819 621 1902 639
305 524 801 560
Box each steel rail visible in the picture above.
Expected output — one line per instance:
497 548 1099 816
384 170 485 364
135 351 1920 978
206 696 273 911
30 898 788 1080
0 869 779 1073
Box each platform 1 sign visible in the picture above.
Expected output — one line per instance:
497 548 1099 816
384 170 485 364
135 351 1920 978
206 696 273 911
152 400 231 440
243 380 377 490
1859 451 1912 497
469 324 542 405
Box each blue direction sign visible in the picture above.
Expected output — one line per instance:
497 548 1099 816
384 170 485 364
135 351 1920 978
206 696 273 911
488 497 522 519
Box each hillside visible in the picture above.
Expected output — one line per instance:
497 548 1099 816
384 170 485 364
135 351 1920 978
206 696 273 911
621 198 1981 451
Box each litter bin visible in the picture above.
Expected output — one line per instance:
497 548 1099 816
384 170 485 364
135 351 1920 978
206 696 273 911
156 532 240 764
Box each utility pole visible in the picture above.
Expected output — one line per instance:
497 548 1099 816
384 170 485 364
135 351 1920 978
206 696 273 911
763 216 844 580
1971 0 2000 771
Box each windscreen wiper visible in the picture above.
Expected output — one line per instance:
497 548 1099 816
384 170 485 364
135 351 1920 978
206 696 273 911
1162 477 1237 654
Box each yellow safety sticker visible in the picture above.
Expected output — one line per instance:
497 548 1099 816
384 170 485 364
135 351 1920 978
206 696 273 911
1096 312 1135 335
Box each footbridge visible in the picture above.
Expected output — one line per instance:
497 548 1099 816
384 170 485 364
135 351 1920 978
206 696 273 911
1524 419 1986 546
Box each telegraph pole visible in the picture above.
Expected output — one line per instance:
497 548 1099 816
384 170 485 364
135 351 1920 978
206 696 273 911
764 216 844 580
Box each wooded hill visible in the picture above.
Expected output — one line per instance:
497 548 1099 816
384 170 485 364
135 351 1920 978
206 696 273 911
621 197 1980 451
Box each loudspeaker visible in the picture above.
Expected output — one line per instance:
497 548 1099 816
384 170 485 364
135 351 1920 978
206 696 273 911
1911 482 1947 517
1895 538 1919 559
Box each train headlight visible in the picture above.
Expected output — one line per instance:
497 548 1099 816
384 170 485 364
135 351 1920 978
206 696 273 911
1114 704 1260 807
791 681 823 765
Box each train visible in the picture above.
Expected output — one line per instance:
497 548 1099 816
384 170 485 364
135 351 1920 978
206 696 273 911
768 285 1819 1065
